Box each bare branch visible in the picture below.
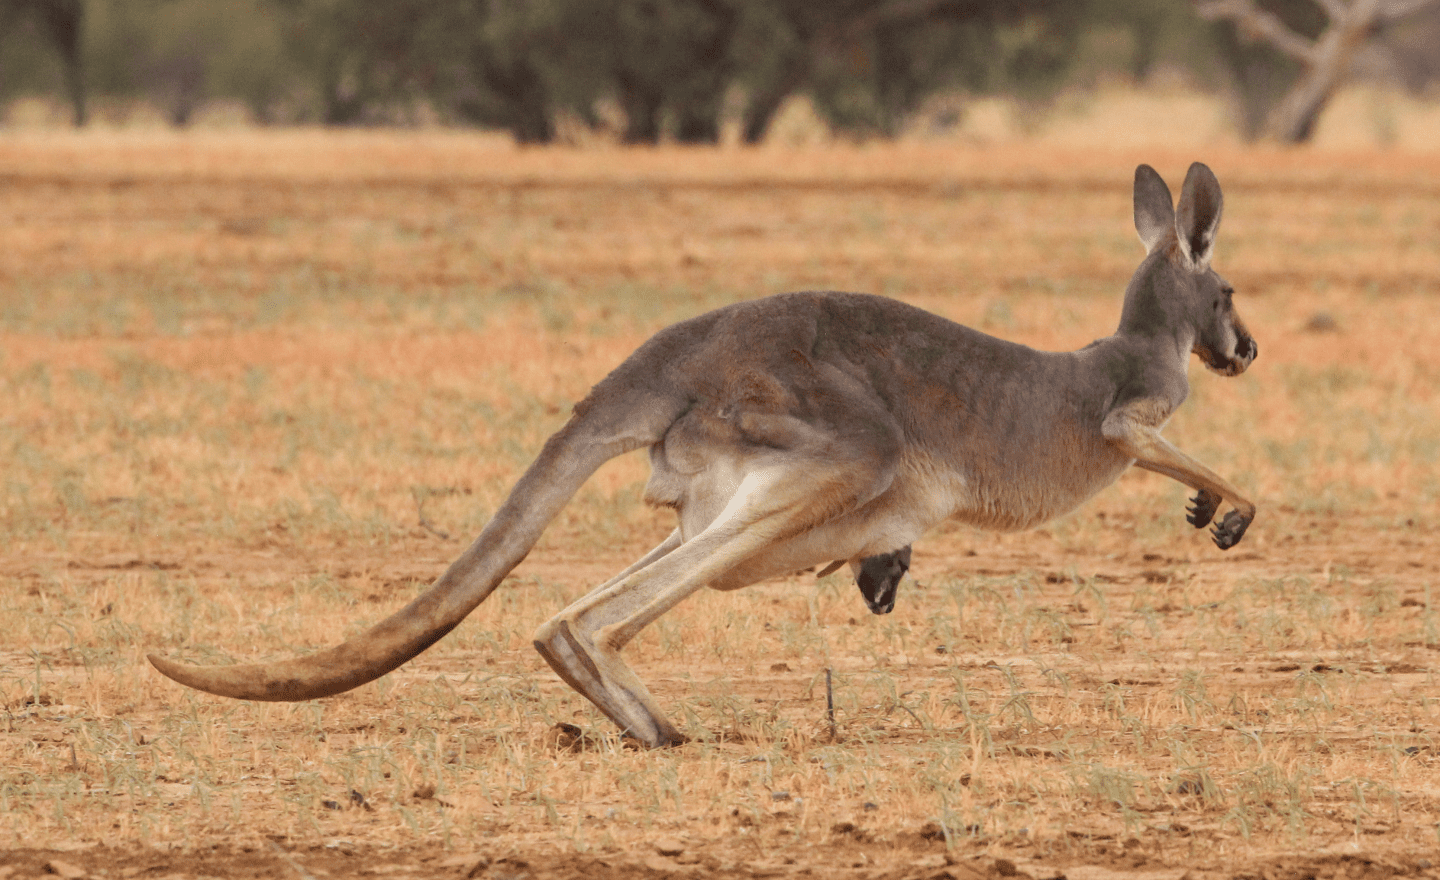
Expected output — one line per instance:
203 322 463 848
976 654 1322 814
1195 0 1320 63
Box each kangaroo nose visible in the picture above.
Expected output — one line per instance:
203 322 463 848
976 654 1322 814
1236 335 1256 362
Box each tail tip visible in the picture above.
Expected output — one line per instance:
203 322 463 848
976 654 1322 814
147 652 181 679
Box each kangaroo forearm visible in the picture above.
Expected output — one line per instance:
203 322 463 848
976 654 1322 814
1133 455 1254 514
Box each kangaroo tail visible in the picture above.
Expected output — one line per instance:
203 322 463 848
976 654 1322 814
148 391 674 702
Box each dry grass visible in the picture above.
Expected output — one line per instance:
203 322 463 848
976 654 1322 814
2 130 1439 879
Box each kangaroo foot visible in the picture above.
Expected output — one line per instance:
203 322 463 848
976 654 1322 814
1211 509 1251 550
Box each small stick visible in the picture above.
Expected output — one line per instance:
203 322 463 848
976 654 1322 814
826 667 836 741
414 491 451 540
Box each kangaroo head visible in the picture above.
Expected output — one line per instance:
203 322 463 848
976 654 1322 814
1130 162 1256 377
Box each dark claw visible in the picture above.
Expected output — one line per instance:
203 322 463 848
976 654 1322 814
856 546 912 615
1186 489 1221 529
1210 509 1251 550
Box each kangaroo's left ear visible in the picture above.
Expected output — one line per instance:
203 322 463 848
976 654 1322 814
1174 162 1223 271
1133 164 1174 254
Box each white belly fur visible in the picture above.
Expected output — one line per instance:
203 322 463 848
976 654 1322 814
646 442 1134 593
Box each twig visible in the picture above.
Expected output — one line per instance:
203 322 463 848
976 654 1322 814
826 667 837 741
413 490 451 540
1195 0 1319 63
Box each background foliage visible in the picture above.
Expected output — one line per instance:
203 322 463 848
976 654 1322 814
0 1 1437 141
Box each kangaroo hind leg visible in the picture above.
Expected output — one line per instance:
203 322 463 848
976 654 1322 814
534 439 897 747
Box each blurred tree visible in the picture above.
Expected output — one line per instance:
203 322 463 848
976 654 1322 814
0 4 53 113
34 0 84 124
81 1 149 106
266 0 587 137
136 1 227 125
436 0 606 145
1204 4 1313 139
440 0 1086 145
729 0 818 143
1 0 85 124
594 0 741 144
71 1 290 127
1083 0 1202 82
449 0 562 144
202 3 292 124
442 0 746 145
265 0 444 125
1197 0 1440 142
9 0 1425 146
732 0 1081 143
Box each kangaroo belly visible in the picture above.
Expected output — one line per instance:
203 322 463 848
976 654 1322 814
946 440 1134 531
643 406 1135 593
699 451 970 590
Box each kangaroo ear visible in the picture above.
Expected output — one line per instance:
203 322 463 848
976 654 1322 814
1134 164 1174 254
1174 162 1223 270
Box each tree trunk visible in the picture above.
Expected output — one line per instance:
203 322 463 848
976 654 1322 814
34 0 86 126
1267 0 1382 142
618 73 663 145
1199 0 1440 144
672 62 728 144
674 101 722 144
480 59 555 145
740 53 809 144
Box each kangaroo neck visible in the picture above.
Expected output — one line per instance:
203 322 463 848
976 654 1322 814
1114 256 1194 367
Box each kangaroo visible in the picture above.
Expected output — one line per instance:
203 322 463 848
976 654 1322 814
150 162 1257 748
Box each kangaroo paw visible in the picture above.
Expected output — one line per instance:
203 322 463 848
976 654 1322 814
1211 509 1251 550
1187 489 1221 529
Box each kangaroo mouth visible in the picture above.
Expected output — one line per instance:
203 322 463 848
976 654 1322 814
1195 336 1256 377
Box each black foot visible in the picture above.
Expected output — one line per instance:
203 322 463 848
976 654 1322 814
857 545 911 614
1211 509 1251 550
1187 489 1221 529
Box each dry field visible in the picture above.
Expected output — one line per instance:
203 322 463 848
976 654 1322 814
1 131 1439 880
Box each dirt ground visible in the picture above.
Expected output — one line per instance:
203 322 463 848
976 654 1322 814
9 535 1440 879
2 132 1438 879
